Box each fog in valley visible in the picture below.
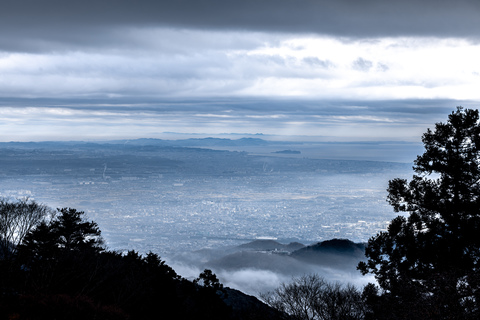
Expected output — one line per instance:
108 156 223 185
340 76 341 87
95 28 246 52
0 138 417 296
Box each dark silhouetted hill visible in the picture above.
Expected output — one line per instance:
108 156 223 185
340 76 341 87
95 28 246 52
290 238 366 268
222 287 286 320
0 207 285 320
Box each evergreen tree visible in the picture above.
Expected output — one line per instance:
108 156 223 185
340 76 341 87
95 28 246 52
358 107 480 319
1 205 272 320
18 207 104 260
194 269 224 291
54 207 104 252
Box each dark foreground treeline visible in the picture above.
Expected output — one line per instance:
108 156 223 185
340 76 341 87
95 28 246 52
0 204 279 320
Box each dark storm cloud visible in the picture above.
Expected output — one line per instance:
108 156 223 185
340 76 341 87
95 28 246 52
1 0 479 52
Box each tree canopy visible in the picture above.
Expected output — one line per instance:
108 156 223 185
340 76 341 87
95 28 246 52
0 197 52 258
358 107 480 319
18 207 104 263
261 274 366 320
0 203 277 320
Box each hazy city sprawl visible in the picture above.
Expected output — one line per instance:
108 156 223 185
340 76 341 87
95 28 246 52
0 139 413 258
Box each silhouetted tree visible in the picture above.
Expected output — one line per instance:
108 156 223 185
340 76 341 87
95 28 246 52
0 203 273 320
194 269 224 291
15 207 105 293
358 107 480 319
261 274 366 320
18 207 104 258
0 197 52 258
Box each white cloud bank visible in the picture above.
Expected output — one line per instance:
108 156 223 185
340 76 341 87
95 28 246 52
1 29 479 142
1 31 479 101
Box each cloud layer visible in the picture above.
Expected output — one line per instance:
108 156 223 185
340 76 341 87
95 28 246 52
1 0 480 52
1 1 480 142
1 34 479 101
1 97 475 142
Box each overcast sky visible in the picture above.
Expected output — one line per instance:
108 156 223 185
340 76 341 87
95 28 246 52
1 0 480 142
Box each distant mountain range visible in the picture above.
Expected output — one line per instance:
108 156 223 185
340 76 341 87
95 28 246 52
0 137 419 149
0 137 278 149
236 238 364 255
123 137 274 147
0 137 423 162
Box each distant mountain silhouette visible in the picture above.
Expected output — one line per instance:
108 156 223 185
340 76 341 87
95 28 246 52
297 238 365 254
290 238 366 268
111 137 271 147
184 137 269 147
0 137 273 150
202 239 365 275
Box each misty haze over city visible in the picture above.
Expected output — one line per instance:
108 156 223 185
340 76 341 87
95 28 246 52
0 138 415 294
1 0 480 301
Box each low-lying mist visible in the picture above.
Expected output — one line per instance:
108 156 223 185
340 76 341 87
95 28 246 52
166 239 375 297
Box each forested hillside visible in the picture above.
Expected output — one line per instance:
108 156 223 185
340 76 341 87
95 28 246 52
0 203 279 320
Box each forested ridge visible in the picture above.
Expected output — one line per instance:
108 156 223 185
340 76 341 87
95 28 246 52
0 205 279 320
